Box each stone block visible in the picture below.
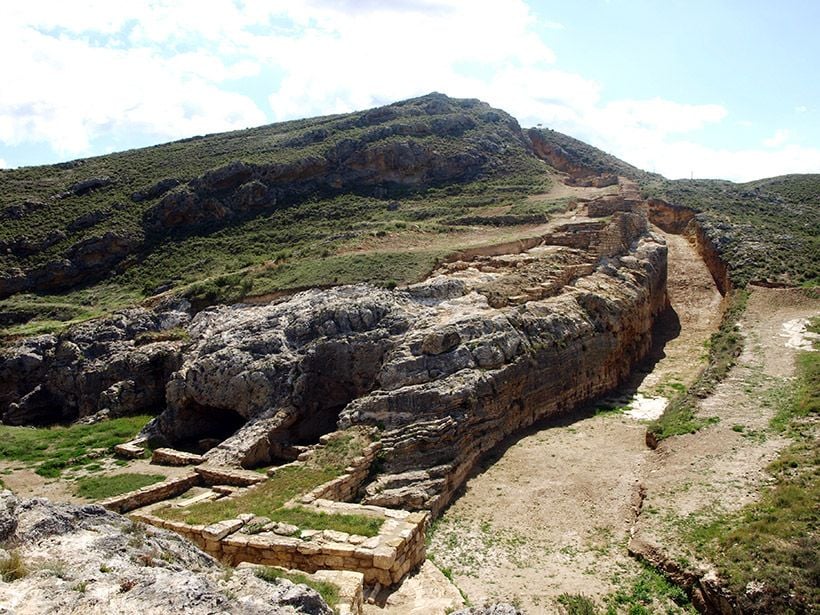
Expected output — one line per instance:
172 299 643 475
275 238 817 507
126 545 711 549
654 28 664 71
151 448 205 466
372 547 394 570
362 536 381 549
322 529 350 543
297 543 321 555
324 543 356 557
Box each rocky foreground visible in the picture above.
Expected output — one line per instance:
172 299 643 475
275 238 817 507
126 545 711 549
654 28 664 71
0 491 331 614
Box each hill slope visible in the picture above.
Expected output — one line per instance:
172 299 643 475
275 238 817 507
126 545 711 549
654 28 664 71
0 93 560 335
0 94 817 339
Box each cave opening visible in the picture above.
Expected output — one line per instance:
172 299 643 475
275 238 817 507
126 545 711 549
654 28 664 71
172 402 247 454
292 403 348 446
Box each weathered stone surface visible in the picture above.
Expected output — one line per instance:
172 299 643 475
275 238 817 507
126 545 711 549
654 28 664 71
57 175 114 198
0 491 331 614
452 604 524 615
0 302 190 424
152 447 205 466
3 201 667 518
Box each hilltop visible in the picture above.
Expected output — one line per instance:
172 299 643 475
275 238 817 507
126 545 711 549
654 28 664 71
0 93 816 340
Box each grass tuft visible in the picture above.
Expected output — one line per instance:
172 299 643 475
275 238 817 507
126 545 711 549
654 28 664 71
74 473 166 499
556 593 599 614
0 549 28 582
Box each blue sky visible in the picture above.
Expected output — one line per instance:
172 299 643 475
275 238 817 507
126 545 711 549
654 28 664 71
1 0 818 181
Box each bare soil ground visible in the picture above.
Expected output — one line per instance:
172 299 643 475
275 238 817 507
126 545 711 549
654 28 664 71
633 287 819 560
0 457 190 505
425 231 775 614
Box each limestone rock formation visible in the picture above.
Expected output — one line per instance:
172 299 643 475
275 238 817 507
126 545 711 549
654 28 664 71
0 491 332 614
158 209 664 512
0 303 191 425
1 196 667 516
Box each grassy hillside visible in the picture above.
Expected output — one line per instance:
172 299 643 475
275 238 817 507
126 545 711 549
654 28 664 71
0 93 557 336
1 95 817 340
643 175 819 288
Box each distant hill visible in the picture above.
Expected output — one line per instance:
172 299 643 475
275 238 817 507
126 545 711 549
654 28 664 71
642 174 819 288
530 127 818 288
0 93 816 337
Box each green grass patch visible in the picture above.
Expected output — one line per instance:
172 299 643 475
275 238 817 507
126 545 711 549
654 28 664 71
0 415 152 478
73 473 166 499
158 464 336 525
270 506 382 537
605 563 693 614
255 566 339 610
155 429 382 535
648 290 747 442
556 593 599 614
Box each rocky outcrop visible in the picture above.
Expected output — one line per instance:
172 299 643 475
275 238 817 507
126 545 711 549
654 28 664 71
131 177 181 202
0 491 332 614
0 231 139 298
0 303 191 425
144 206 666 512
3 200 667 516
142 135 494 236
56 175 114 199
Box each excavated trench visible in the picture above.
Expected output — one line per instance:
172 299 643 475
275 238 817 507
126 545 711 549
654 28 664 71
424 193 732 612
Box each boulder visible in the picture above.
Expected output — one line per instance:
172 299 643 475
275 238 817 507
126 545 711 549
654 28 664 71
0 492 332 614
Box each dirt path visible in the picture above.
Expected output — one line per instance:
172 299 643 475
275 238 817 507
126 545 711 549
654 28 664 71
636 229 724 395
633 287 819 557
425 232 725 613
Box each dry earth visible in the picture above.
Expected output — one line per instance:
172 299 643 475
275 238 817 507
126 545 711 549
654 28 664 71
425 234 819 613
0 457 191 505
633 287 819 561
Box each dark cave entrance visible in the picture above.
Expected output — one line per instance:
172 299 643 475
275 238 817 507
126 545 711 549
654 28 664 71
173 402 247 454
291 403 348 446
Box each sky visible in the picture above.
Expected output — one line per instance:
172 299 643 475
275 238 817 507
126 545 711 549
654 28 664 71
1 0 819 181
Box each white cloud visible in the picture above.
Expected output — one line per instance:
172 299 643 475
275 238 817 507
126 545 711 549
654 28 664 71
638 142 820 182
763 129 791 148
0 158 6 168
795 105 808 113
0 2 268 158
266 0 557 120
